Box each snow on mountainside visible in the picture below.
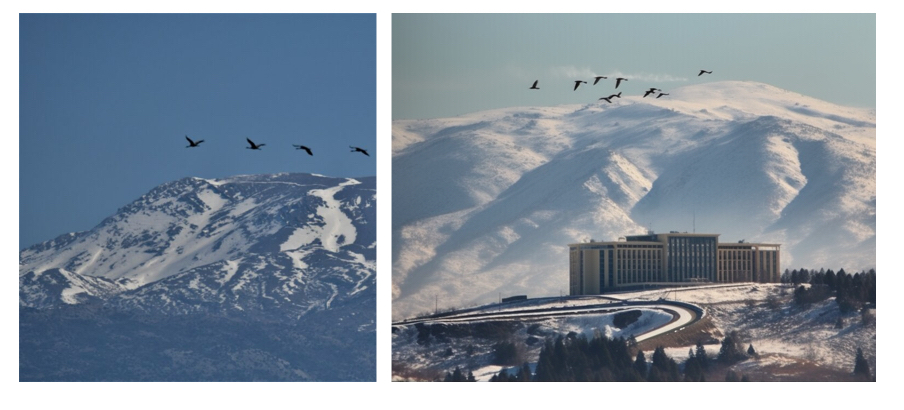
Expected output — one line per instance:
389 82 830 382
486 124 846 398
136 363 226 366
20 173 376 316
392 81 875 320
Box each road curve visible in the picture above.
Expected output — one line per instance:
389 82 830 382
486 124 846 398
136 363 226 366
392 297 703 343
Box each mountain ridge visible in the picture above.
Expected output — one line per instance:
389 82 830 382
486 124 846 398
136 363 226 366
392 80 875 320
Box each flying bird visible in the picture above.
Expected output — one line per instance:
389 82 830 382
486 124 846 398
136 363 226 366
698 70 712 76
643 90 657 98
615 78 628 88
656 93 670 98
529 80 539 90
609 92 622 99
185 135 204 148
293 145 313 156
599 96 613 103
350 146 369 156
246 138 266 150
574 80 587 91
592 76 607 85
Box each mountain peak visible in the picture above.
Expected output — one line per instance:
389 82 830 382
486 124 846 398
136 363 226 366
20 172 376 314
392 83 874 320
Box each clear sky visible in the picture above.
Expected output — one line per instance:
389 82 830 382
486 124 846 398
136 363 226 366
393 13 876 120
20 14 376 249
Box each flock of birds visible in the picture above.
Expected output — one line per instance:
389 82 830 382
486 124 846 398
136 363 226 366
529 69 712 103
184 136 370 157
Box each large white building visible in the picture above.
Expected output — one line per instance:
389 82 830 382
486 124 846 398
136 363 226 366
569 232 780 295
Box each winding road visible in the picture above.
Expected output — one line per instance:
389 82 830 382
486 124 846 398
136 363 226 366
392 296 704 343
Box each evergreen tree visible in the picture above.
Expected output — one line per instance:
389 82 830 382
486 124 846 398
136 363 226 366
695 341 709 371
683 355 703 382
444 367 469 382
517 363 532 382
718 330 747 364
467 370 476 382
854 347 872 381
492 341 519 365
633 351 647 379
651 346 670 373
747 343 758 358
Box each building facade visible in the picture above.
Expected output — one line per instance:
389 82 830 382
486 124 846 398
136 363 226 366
569 232 780 295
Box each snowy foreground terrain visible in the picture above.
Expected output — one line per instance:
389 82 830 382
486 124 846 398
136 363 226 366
20 173 376 381
392 283 876 381
392 81 875 321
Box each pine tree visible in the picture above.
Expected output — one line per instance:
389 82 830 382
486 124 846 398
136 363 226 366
747 343 757 358
633 351 647 379
718 330 747 364
695 340 709 371
517 363 532 382
854 347 872 381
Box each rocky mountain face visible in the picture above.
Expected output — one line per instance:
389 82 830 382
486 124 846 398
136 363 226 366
20 173 376 381
392 81 875 320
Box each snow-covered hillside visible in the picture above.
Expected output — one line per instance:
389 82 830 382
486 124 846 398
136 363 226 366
20 173 376 381
20 173 376 317
392 284 876 382
392 81 875 320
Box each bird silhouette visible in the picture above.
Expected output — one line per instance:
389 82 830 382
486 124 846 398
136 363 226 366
608 92 622 99
656 93 670 98
246 138 265 150
643 90 657 98
615 78 628 88
599 96 613 103
593 76 607 85
350 146 369 156
573 80 587 91
185 135 204 148
698 70 712 76
529 80 539 90
293 145 313 156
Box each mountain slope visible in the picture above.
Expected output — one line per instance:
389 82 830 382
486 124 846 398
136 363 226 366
392 81 875 320
19 173 376 381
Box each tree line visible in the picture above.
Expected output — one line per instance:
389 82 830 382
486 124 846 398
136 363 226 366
782 268 876 312
463 330 757 382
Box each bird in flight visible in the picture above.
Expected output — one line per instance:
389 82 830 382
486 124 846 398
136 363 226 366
185 135 204 148
656 93 670 98
593 76 607 85
529 80 539 90
698 70 712 76
643 90 657 98
350 146 369 156
293 145 313 156
573 80 587 91
246 138 266 150
615 78 628 88
608 92 622 99
599 96 613 103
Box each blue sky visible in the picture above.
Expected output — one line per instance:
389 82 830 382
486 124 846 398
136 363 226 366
393 14 876 120
20 14 376 248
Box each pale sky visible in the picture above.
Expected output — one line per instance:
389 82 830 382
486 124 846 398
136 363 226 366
393 14 876 120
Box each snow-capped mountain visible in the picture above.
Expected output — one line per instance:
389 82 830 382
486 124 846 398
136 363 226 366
20 173 375 316
392 81 875 320
20 172 376 381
